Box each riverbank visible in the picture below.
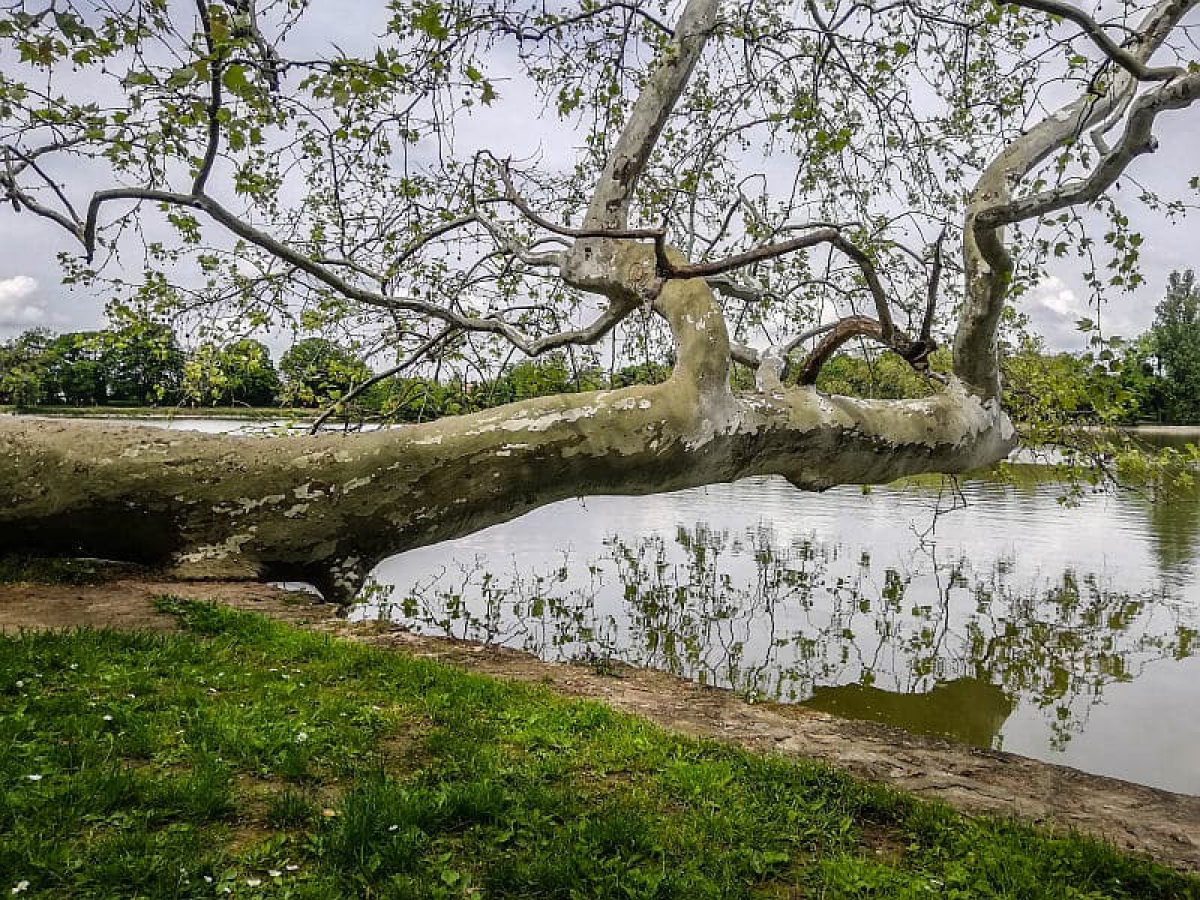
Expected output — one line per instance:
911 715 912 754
1 405 313 419
1 576 1198 893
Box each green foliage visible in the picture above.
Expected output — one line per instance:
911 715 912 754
1148 269 1200 424
278 338 372 409
0 600 1193 899
1001 339 1136 431
0 328 54 406
99 316 186 406
183 339 281 407
815 348 950 400
0 321 185 407
998 269 1200 435
43 332 109 405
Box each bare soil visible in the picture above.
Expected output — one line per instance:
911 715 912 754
3 579 1197 873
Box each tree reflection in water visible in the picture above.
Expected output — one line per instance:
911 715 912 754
369 522 1198 753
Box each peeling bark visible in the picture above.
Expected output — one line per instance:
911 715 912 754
0 271 1015 603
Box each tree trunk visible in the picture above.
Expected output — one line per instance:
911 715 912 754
0 275 1015 604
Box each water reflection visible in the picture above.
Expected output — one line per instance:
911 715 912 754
358 474 1200 793
804 678 1014 746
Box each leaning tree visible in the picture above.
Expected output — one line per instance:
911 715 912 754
1 0 1197 601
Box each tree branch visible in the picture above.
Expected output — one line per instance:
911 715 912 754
797 315 935 386
954 0 1197 397
659 228 897 342
977 71 1200 229
1 147 83 237
308 325 458 434
580 0 719 231
1006 0 1187 82
491 2 675 43
192 0 224 196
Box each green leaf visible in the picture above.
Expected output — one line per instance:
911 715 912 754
412 3 449 40
221 63 250 95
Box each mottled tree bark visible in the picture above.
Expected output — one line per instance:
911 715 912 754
0 271 1014 603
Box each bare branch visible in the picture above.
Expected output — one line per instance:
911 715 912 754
1 145 82 233
659 228 897 342
920 227 946 345
730 342 761 369
308 326 458 434
977 72 1200 229
192 0 223 196
475 212 566 268
797 315 935 386
491 2 675 43
314 256 389 285
1006 0 1186 82
705 274 770 303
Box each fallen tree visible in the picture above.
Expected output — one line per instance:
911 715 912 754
1 0 1197 601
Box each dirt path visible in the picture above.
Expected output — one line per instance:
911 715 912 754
3 580 1198 873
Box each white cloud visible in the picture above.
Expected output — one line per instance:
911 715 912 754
1032 276 1082 317
0 275 48 328
1022 275 1151 351
1022 276 1090 350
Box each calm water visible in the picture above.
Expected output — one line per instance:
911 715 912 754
355 472 1200 795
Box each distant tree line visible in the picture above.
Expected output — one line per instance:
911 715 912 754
0 321 187 407
4 269 1196 425
0 321 672 420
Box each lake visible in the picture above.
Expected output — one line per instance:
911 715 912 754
355 470 1200 795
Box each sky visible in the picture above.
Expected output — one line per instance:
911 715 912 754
1 2 1197 354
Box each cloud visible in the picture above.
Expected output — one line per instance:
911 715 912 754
0 275 48 328
1022 276 1089 350
1021 276 1151 351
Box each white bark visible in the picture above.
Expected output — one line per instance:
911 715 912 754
0 270 1014 603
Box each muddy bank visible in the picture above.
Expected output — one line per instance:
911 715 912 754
2 579 1197 872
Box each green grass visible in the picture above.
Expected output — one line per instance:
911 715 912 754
1 598 1195 899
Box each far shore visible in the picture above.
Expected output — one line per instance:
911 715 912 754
1 405 315 420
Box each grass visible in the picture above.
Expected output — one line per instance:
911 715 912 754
1 598 1196 899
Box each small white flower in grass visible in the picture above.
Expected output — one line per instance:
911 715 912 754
268 870 282 878
295 731 308 743
284 865 299 872
14 680 22 688
25 775 42 782
246 877 262 887
203 876 212 884
388 825 399 832
12 881 30 895
102 715 113 722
